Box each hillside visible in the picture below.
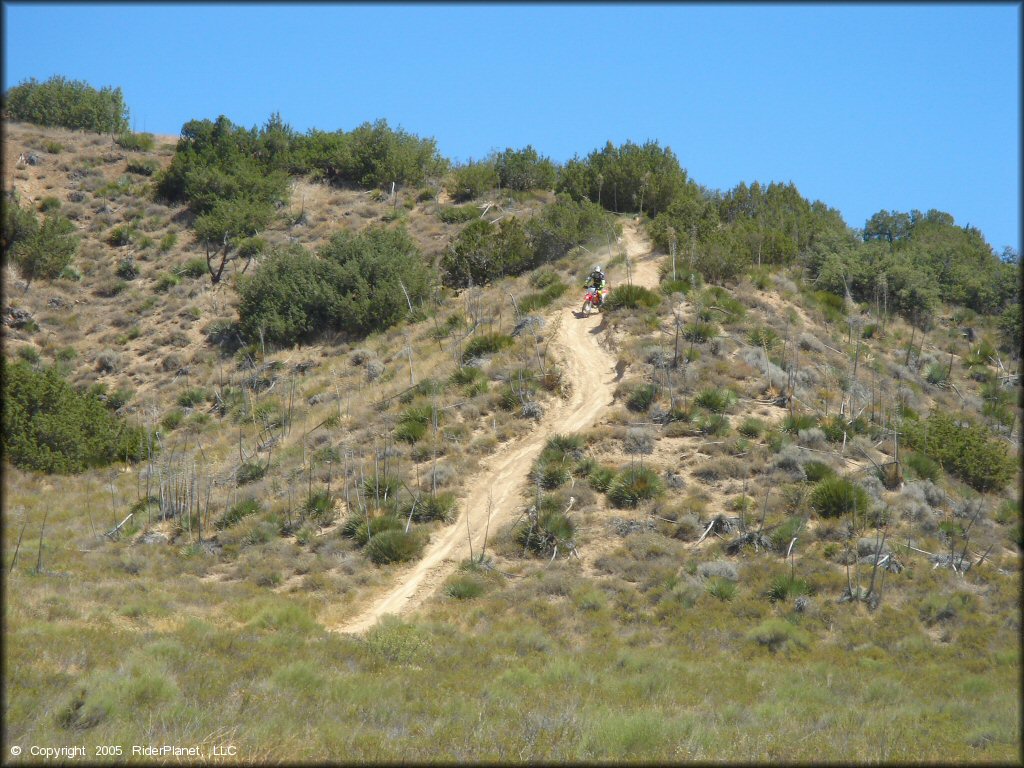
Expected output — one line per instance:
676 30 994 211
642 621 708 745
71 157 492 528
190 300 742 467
2 119 1021 762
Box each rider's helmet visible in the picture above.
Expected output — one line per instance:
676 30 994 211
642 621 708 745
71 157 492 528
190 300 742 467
594 265 603 275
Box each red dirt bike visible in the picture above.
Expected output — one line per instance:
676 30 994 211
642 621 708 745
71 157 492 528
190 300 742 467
581 287 608 315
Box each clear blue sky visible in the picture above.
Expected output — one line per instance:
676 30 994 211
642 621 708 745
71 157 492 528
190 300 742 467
3 2 1020 252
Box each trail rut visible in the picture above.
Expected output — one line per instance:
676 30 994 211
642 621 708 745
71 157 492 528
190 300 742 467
335 220 659 634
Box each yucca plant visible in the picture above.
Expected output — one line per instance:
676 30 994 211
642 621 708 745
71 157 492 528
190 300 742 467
809 476 870 519
366 529 426 565
607 466 663 508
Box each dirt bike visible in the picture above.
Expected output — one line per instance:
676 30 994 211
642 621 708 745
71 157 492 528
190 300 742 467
581 287 607 315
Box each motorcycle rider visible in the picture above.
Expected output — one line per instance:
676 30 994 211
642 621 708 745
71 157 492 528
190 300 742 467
585 265 608 306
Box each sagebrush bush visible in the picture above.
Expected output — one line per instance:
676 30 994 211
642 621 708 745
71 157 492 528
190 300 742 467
809 476 870 519
607 466 663 508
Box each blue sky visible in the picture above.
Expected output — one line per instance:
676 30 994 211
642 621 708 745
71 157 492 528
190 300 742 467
3 3 1020 252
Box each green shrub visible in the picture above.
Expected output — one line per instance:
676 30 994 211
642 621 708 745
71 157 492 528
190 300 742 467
236 462 266 486
515 508 576 556
766 576 812 603
217 498 261 529
160 409 183 431
445 161 498 202
802 461 835 482
626 383 657 412
607 466 664 508
16 346 40 365
37 196 61 212
519 279 568 313
810 476 870 519
781 413 817 433
362 474 402 506
175 257 208 279
604 284 661 311
904 410 1015 492
904 452 941 482
694 387 736 413
126 157 159 176
441 217 533 287
925 363 949 385
706 577 737 602
747 618 811 652
177 387 209 407
494 145 558 191
813 290 846 322
115 132 155 151
114 256 138 280
445 575 487 600
738 417 765 438
450 366 484 387
158 232 177 253
770 517 805 552
1 360 147 473
154 272 180 292
437 204 480 223
5 75 129 133
8 209 79 287
341 514 403 546
697 412 731 436
683 322 717 342
588 465 616 492
43 140 63 154
747 326 779 350
462 332 513 362
366 529 426 564
303 490 336 526
535 462 571 490
400 492 457 524
238 227 432 345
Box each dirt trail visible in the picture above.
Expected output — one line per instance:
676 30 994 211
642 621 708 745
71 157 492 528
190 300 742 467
335 219 660 634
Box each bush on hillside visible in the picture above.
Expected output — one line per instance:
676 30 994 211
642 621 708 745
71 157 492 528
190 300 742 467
237 226 432 345
904 410 1015 492
445 160 498 202
2 360 147 473
4 75 129 133
809 476 870 519
494 145 558 191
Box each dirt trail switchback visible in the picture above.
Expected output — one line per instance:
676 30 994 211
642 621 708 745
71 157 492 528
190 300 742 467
335 220 658 634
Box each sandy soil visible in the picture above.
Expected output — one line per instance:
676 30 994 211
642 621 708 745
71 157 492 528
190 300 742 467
334 220 659 633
